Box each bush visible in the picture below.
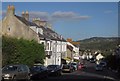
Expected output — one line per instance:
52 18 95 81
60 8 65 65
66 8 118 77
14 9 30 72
2 36 45 66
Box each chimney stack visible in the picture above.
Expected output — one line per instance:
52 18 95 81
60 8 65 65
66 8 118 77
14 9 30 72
22 11 29 21
7 5 15 16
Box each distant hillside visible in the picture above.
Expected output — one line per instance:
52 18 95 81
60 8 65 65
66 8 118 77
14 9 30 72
77 37 119 54
79 37 119 43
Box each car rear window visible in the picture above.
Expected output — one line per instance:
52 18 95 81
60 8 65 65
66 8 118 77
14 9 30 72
71 63 76 65
3 65 18 71
47 65 57 69
63 65 70 69
30 66 41 71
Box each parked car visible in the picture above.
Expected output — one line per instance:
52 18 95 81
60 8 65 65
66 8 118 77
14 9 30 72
47 65 62 76
89 58 96 63
78 62 86 70
71 62 78 70
30 64 49 80
62 64 74 72
99 61 107 68
95 65 103 71
2 64 31 81
117 67 120 76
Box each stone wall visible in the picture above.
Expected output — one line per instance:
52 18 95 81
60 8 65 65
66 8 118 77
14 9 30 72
2 15 39 42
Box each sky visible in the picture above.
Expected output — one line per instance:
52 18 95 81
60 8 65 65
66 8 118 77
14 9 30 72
2 2 118 41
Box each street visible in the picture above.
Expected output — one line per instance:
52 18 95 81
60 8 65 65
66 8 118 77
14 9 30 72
38 61 119 81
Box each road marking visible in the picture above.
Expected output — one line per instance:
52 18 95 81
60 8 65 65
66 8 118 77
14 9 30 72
104 76 117 81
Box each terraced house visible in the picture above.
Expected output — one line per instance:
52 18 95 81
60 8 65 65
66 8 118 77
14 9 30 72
2 5 67 66
31 18 67 66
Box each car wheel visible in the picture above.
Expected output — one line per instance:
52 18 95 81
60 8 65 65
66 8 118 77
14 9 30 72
57 72 60 76
12 76 17 81
59 72 62 76
26 75 31 81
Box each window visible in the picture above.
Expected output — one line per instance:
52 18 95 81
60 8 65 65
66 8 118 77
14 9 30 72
47 54 51 59
8 27 10 31
46 43 49 50
41 42 44 45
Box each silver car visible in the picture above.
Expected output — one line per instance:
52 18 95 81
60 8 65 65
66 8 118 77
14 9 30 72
2 64 31 81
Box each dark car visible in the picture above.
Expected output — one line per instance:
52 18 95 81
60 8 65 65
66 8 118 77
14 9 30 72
2 64 31 81
95 64 103 71
47 65 62 76
99 62 107 68
30 65 49 80
62 64 74 72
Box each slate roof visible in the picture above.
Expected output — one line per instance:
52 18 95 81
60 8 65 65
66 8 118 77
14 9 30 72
46 28 66 42
15 15 66 42
67 45 73 51
15 15 37 26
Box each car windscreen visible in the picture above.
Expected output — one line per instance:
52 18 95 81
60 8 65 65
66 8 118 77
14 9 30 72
47 65 57 69
30 66 42 71
2 65 18 72
63 65 70 69
71 63 77 65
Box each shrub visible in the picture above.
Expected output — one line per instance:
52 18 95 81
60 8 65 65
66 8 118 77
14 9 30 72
2 36 45 66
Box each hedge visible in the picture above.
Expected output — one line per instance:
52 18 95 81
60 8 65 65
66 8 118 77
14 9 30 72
2 36 45 66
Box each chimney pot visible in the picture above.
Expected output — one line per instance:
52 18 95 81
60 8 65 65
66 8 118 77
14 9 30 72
26 11 29 14
11 5 15 10
7 5 15 16
22 11 25 14
22 11 29 21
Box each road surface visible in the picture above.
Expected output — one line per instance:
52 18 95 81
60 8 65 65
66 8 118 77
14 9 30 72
32 61 120 81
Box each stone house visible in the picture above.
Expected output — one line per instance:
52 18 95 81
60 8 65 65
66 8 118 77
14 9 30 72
2 5 39 42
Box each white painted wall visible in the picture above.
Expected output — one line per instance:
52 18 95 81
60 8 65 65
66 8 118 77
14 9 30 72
67 42 79 57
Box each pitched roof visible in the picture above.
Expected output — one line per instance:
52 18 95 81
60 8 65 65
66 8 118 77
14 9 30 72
15 15 37 26
67 45 73 51
46 28 66 42
15 15 66 42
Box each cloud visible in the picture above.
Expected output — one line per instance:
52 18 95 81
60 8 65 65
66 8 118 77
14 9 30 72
28 11 91 22
2 10 91 22
52 11 76 18
51 11 91 20
104 10 113 14
73 15 91 20
29 11 49 21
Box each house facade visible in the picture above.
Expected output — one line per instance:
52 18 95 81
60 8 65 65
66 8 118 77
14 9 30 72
31 18 67 66
2 5 68 66
2 5 39 42
67 42 80 59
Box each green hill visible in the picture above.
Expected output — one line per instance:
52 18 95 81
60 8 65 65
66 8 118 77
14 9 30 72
77 37 119 56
